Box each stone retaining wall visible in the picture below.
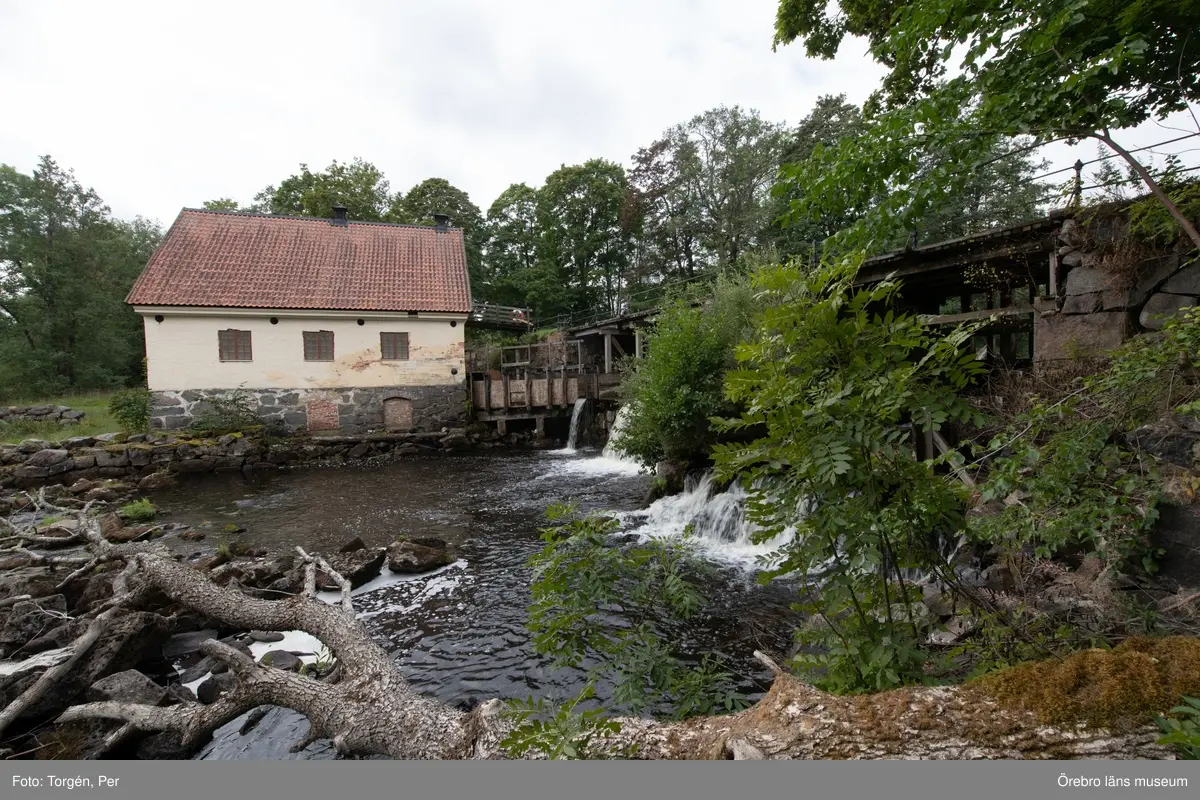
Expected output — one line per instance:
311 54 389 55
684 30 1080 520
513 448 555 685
0 422 554 492
150 384 466 435
0 405 86 426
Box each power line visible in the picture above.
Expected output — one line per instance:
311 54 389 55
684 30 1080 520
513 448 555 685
1029 132 1200 181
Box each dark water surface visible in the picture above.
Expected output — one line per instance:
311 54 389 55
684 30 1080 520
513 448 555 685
148 449 798 759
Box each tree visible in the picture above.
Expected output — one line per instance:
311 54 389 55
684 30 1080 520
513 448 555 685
624 139 704 288
535 160 633 320
767 95 867 258
201 198 241 211
668 107 787 269
390 178 486 291
484 183 540 307
0 157 161 397
252 158 392 222
772 0 1200 249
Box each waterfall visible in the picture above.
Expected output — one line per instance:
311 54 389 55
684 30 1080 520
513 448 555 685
601 404 637 462
622 473 794 566
564 398 587 451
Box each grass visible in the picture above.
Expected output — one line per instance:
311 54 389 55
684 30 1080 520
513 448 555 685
119 497 157 522
0 391 122 444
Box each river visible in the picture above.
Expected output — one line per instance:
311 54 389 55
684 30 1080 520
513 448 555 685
146 446 799 759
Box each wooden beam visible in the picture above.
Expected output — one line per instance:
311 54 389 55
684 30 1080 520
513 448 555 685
604 334 613 374
923 305 1034 325
634 329 643 359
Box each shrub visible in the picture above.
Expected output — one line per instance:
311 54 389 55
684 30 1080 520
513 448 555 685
119 498 156 522
109 388 151 432
190 387 260 435
614 274 756 468
1156 696 1200 759
712 256 986 694
970 306 1200 570
525 503 748 718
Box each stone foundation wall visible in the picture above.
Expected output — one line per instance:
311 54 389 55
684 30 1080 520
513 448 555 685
0 405 86 426
1034 215 1198 363
149 384 466 435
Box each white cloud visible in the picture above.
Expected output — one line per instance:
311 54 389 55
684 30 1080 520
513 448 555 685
1 1 1194 228
0 0 885 224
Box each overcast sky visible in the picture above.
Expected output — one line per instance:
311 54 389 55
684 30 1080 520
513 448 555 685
2 1 1196 227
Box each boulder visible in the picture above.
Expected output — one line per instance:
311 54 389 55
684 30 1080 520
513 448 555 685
0 595 68 648
86 669 168 706
387 539 454 574
136 731 194 760
258 649 303 671
137 471 177 491
1162 261 1200 295
338 536 368 553
0 611 170 721
69 479 96 494
317 549 386 590
247 630 285 643
83 487 121 503
347 442 371 459
1139 292 1197 330
99 512 124 541
655 460 688 494
1034 311 1130 362
1061 292 1103 315
162 629 220 659
196 671 237 704
17 439 50 453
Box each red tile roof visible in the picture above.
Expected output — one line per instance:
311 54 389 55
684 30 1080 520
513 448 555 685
126 209 472 313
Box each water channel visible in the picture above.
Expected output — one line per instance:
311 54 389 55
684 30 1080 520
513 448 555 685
146 446 799 759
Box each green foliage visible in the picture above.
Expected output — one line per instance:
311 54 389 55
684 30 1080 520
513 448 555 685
615 274 756 467
712 257 985 693
500 684 624 760
251 158 392 221
119 498 156 522
951 605 1108 680
108 388 150 433
0 157 162 397
189 388 260 435
1156 696 1200 760
526 503 748 718
970 307 1200 568
772 0 1200 251
484 183 541 308
534 159 633 320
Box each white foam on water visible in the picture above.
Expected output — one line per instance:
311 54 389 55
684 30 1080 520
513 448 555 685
0 646 73 677
247 630 327 665
620 474 794 568
542 404 646 477
314 559 464 602
183 671 213 694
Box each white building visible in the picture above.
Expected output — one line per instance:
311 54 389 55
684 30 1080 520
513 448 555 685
127 207 471 433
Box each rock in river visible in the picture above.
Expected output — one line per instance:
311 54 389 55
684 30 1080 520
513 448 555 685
387 538 455 574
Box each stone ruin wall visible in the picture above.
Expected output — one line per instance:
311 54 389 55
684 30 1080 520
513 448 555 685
1034 211 1198 364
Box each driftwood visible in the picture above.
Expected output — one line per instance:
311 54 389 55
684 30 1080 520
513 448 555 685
2 502 1177 760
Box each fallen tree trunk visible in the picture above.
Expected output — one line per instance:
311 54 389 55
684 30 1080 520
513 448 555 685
46 536 1174 760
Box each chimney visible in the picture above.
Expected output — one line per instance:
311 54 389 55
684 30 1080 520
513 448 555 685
432 213 451 229
331 205 348 226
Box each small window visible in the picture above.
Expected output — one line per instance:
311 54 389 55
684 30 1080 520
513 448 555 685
381 332 409 361
303 330 335 361
218 329 252 361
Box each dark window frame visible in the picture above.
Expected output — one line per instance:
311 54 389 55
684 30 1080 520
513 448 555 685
218 329 253 362
303 330 335 361
380 332 409 361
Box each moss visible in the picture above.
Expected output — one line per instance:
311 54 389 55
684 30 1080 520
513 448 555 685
221 523 245 534
101 444 129 453
972 636 1200 730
